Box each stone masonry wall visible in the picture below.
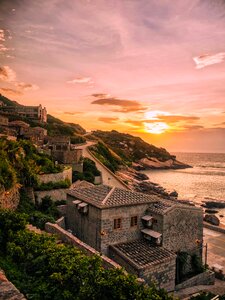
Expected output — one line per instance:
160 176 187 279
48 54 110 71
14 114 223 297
163 206 203 255
66 195 102 251
0 185 20 210
109 246 176 292
140 258 176 292
35 188 68 203
38 167 72 184
100 204 150 255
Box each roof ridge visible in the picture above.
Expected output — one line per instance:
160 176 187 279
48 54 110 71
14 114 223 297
102 186 116 205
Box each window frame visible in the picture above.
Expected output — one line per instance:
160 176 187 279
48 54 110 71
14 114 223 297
130 215 138 227
113 218 122 230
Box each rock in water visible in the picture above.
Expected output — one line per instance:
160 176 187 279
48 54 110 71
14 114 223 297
204 214 220 226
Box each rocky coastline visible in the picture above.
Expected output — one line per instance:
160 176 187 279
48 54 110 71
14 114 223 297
132 157 192 170
116 167 178 199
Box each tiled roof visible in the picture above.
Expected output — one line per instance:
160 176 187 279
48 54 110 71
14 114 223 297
110 239 176 269
146 200 176 215
67 184 161 208
68 185 112 206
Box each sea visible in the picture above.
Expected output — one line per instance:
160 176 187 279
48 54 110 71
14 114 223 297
142 152 225 225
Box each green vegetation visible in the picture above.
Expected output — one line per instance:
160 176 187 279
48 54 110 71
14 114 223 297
89 142 122 172
73 158 101 183
176 251 205 284
70 135 86 144
0 209 172 300
92 130 174 163
17 192 60 229
0 139 63 190
46 115 86 136
0 93 20 107
35 178 71 191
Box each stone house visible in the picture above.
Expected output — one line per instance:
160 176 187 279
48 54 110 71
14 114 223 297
0 115 17 137
8 121 47 145
0 114 8 126
21 126 47 145
66 183 203 291
46 136 83 172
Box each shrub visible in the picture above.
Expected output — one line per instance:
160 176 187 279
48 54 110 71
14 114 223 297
35 178 71 191
0 210 173 300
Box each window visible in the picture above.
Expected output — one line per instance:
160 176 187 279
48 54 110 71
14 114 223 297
130 216 138 227
114 218 122 230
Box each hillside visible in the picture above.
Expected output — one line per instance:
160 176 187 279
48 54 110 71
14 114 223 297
0 94 86 139
0 94 190 168
92 130 173 161
91 130 190 170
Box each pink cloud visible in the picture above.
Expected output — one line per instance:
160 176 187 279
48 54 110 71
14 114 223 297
193 53 225 69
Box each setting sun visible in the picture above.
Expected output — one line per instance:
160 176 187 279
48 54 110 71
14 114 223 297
144 122 169 134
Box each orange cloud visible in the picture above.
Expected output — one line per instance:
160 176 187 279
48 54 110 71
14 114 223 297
0 88 22 96
0 66 16 82
92 93 110 98
91 98 146 113
63 111 82 115
67 77 92 84
98 117 119 123
156 115 199 123
16 82 39 91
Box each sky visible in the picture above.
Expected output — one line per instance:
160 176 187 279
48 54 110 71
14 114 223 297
0 0 225 153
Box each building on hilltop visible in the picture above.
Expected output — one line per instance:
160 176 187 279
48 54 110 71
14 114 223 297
65 183 203 291
0 103 47 123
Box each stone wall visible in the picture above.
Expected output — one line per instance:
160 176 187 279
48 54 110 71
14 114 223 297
45 222 121 270
66 195 102 251
52 149 82 164
56 216 66 228
140 258 176 292
0 185 20 210
57 204 67 216
94 175 102 185
175 270 215 291
38 167 72 184
100 204 150 254
0 269 26 300
163 206 203 255
35 188 69 203
87 147 130 190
